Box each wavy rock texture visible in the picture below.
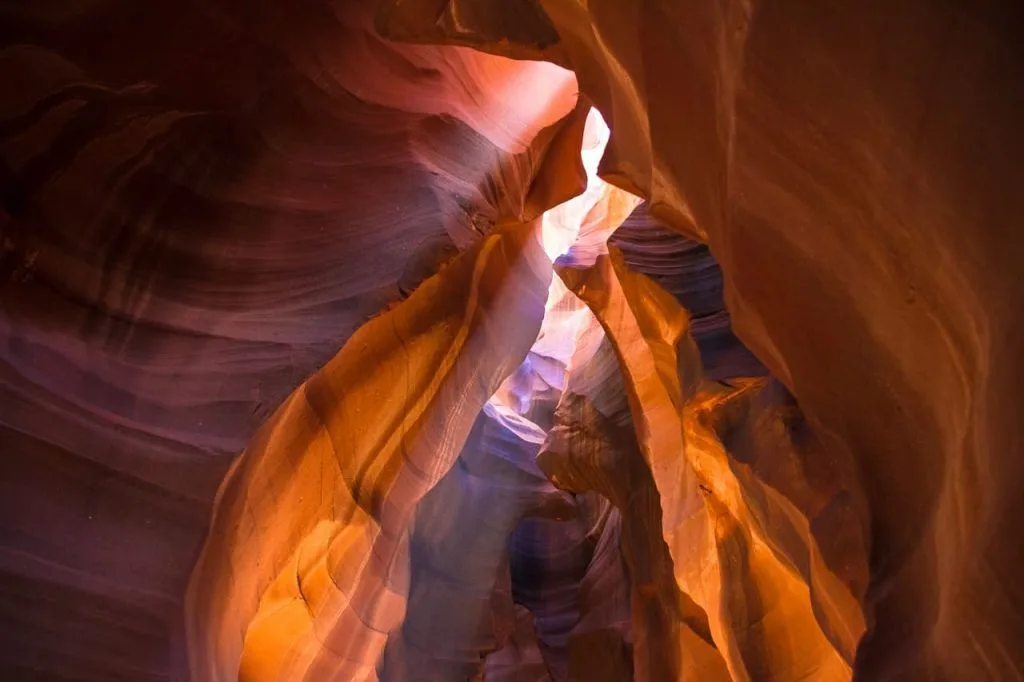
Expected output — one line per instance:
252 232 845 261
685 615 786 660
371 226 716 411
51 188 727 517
554 250 865 681
1 0 1022 681
188 218 553 681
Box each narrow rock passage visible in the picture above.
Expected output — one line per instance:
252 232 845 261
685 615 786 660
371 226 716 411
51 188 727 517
187 97 866 681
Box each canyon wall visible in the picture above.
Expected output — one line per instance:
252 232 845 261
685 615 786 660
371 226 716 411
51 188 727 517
1 0 1022 680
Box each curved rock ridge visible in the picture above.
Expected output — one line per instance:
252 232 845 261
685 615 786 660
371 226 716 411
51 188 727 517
186 217 553 681
609 205 767 382
553 250 865 681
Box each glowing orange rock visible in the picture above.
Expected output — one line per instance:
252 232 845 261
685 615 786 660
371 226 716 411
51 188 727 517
186 219 553 680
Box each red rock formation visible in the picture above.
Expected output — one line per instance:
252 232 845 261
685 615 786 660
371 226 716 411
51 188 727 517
1 0 1022 681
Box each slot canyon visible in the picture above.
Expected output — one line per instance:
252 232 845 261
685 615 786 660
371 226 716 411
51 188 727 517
1 1 1022 680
